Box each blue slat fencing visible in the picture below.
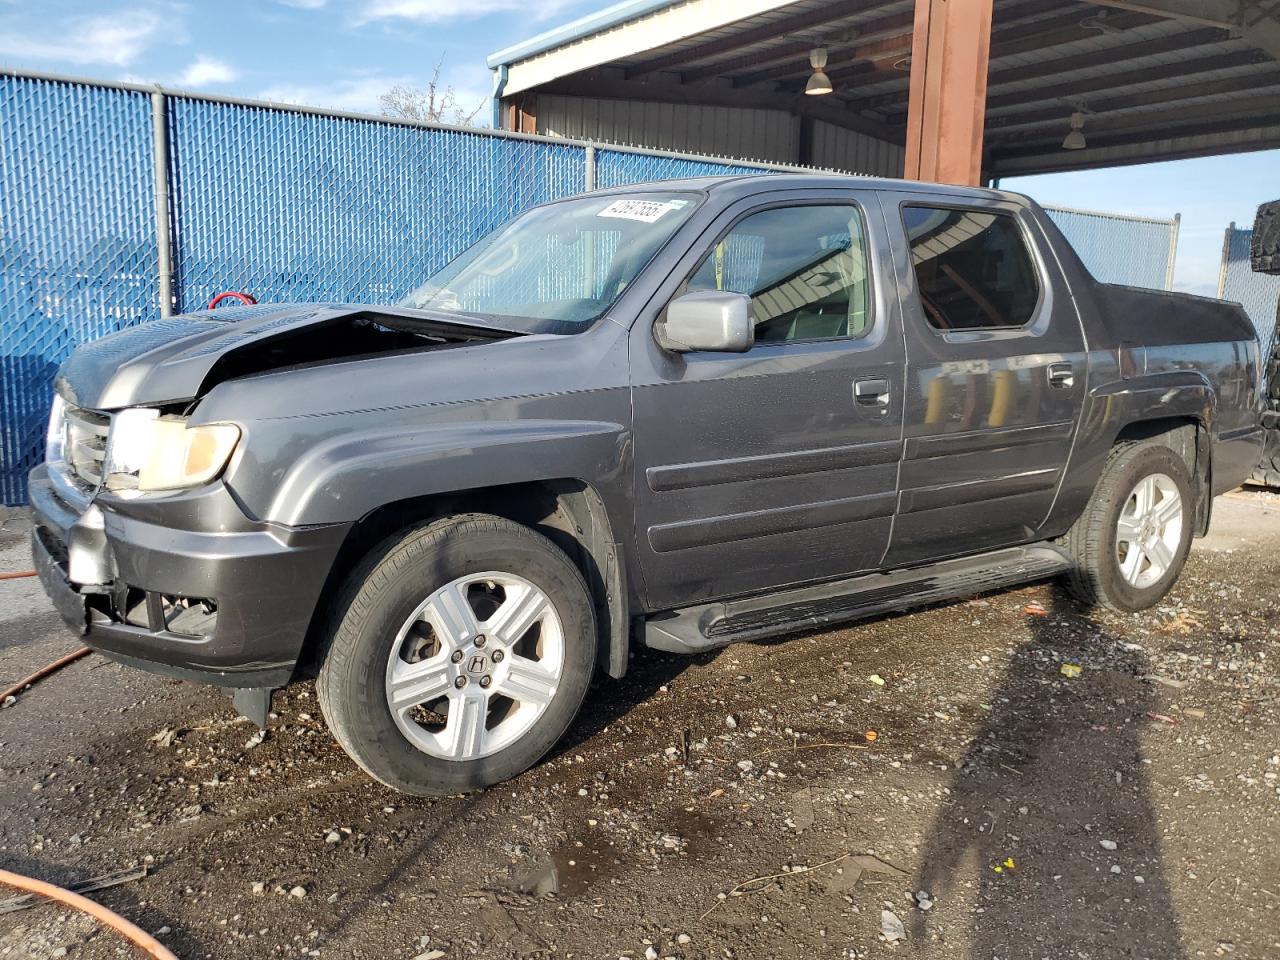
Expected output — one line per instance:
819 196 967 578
168 97 588 312
594 148 779 188
1042 205 1178 291
2 76 159 505
1 69 1183 504
1219 225 1280 362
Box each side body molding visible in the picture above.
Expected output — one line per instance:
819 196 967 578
262 419 631 528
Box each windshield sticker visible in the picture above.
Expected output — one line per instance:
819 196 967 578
597 199 682 223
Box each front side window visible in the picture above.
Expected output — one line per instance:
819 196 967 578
401 192 700 334
902 206 1040 331
685 204 873 344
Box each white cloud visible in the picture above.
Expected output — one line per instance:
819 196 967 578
179 56 239 87
276 0 327 7
0 11 168 67
259 71 491 125
358 0 578 24
259 75 411 114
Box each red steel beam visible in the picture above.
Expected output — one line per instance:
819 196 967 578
904 0 995 186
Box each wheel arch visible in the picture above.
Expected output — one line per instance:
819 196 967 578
1050 373 1217 540
295 478 630 682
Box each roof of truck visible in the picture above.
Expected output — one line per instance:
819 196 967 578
595 173 1029 206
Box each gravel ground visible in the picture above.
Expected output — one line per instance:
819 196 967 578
1 493 1278 959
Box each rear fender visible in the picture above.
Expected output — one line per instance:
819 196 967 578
1092 373 1216 446
1049 373 1215 536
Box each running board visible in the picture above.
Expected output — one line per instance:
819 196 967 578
643 544 1071 655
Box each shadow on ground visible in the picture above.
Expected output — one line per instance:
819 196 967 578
912 588 1185 956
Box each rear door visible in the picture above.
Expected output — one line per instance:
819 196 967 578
628 189 906 611
881 193 1088 567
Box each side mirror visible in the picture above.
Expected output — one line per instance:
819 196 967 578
658 291 754 354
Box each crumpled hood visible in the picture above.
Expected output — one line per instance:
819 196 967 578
56 302 515 410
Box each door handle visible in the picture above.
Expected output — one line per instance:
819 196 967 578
854 378 891 406
1047 362 1074 389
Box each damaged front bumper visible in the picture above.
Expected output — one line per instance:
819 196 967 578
27 464 350 723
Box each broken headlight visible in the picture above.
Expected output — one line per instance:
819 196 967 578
45 393 68 464
105 409 240 494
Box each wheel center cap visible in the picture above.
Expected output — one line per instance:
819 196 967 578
465 653 489 676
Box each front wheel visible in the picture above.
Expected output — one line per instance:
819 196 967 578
316 514 596 795
1062 442 1194 612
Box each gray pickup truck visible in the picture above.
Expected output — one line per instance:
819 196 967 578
30 175 1264 795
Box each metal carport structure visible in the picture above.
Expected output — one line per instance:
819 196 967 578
487 0 1280 185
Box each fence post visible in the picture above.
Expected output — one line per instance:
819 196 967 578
1217 223 1234 300
151 89 174 317
584 144 597 192
1164 213 1180 291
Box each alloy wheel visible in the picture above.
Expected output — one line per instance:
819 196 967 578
1115 473 1183 589
384 572 564 760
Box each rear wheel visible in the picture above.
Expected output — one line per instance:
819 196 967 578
317 514 596 795
1251 417 1280 489
1062 442 1194 611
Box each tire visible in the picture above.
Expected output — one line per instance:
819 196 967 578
316 513 596 796
1250 327 1280 488
1252 199 1280 275
1250 420 1280 488
1061 441 1194 612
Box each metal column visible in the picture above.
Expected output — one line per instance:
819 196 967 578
584 144 597 192
150 89 174 317
1164 213 1182 290
903 0 994 187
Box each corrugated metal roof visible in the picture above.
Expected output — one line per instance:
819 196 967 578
487 0 682 68
499 0 1280 177
609 0 913 70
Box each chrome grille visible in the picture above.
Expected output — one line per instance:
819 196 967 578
65 405 110 486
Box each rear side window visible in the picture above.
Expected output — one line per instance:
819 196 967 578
685 204 873 343
902 206 1040 331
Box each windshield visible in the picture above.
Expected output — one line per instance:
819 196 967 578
400 192 701 334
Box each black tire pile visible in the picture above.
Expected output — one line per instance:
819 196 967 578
1253 200 1280 275
1249 200 1280 488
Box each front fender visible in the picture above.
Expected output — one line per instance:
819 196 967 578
263 419 630 527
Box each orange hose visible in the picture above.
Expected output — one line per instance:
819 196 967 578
0 868 178 959
0 570 36 580
1 647 91 701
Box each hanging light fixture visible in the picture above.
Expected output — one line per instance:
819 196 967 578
1062 111 1088 150
805 47 833 96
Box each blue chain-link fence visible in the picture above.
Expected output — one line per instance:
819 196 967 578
1 75 160 505
1219 226 1280 361
1 69 1183 504
1042 206 1178 291
594 148 782 188
168 97 587 312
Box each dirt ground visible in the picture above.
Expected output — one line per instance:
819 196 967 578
1 493 1278 960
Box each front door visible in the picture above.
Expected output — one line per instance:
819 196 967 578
881 193 1088 567
629 191 906 611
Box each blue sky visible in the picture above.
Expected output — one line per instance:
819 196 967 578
1004 155 1279 298
0 0 604 117
2 0 1276 296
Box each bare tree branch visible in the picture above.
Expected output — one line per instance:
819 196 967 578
379 54 485 127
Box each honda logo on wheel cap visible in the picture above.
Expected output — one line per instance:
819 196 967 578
467 654 488 674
